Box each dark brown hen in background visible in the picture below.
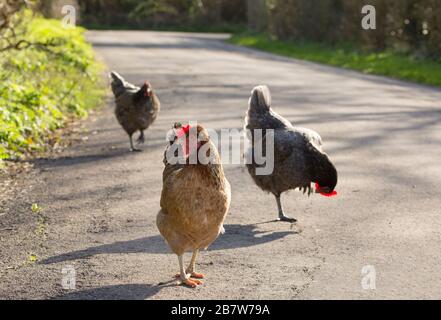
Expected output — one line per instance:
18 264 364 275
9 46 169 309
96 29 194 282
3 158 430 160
110 71 160 152
245 85 338 223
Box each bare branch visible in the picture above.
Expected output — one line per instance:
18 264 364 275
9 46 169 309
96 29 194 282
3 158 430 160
0 0 42 53
0 39 58 53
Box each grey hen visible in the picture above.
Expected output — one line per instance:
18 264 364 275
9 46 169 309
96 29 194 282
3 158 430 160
245 85 338 222
110 71 160 152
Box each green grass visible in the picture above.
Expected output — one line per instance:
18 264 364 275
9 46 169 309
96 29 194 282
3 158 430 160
0 12 106 166
229 33 441 87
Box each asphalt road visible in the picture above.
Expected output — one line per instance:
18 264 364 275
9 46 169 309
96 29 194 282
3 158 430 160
1 31 441 300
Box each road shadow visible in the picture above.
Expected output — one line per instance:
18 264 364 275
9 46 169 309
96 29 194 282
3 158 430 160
41 223 296 265
34 150 130 169
54 283 171 300
90 34 230 52
31 138 166 169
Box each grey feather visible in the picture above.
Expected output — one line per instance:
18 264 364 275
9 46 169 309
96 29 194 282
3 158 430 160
245 85 337 198
110 71 139 99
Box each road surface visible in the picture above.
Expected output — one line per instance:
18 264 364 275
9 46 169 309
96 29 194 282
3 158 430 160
1 31 441 300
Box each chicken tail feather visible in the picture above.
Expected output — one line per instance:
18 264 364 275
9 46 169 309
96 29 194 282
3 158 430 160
110 71 125 86
250 85 272 111
110 71 128 98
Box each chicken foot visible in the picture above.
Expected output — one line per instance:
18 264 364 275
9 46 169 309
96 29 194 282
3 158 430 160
186 249 205 279
275 194 297 223
177 254 203 288
175 250 205 283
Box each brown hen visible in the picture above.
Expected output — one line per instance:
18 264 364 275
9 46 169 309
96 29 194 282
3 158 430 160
157 124 231 288
110 71 160 152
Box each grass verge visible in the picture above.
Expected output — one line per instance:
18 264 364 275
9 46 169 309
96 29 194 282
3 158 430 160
0 12 106 167
229 33 441 87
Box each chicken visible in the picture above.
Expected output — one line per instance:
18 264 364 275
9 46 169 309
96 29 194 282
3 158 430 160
110 71 160 152
157 123 231 288
245 85 338 223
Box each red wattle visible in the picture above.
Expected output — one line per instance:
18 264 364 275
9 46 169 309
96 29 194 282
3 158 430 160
175 125 192 157
315 183 338 197
182 125 191 134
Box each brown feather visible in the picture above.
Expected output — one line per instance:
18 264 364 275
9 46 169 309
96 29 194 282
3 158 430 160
157 126 231 255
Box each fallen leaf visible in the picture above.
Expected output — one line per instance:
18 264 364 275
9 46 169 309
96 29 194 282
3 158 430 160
31 203 42 213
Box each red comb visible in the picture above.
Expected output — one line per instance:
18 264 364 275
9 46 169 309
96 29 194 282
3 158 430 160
182 125 190 134
176 125 191 138
315 183 338 197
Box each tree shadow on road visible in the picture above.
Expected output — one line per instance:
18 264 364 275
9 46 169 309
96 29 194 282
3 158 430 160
33 149 131 168
54 282 174 300
41 223 296 265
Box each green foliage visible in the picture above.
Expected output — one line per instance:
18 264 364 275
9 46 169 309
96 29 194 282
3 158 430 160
0 12 105 164
230 33 441 87
77 0 247 30
265 0 441 58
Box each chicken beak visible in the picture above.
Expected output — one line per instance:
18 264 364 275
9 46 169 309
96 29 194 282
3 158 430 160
315 187 330 194
314 183 337 197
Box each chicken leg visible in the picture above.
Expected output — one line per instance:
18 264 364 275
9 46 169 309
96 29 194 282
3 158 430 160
186 249 205 279
137 130 145 145
129 134 141 152
175 250 204 281
177 254 203 288
275 194 297 223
